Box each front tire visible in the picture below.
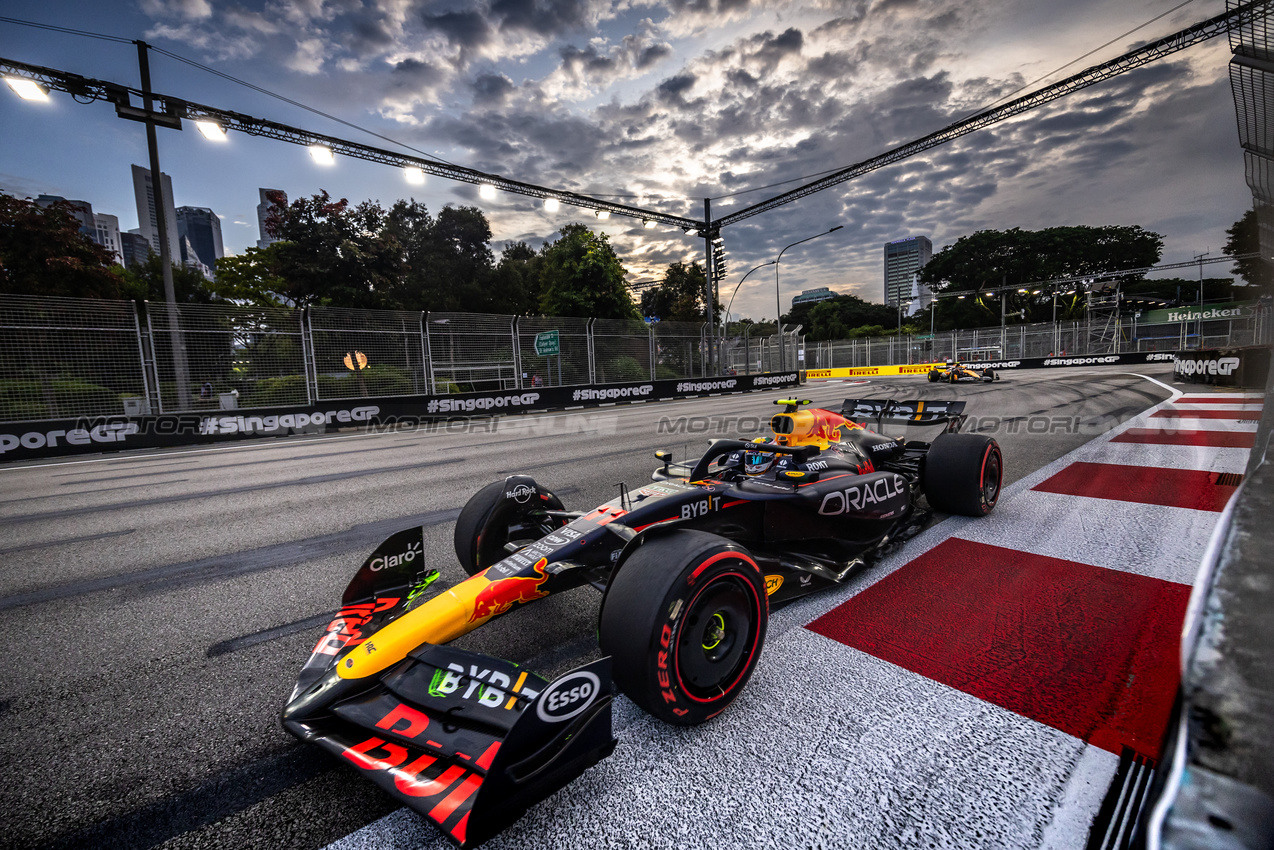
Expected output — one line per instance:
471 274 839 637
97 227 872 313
599 531 768 725
923 433 1003 516
453 478 565 576
927 369 940 383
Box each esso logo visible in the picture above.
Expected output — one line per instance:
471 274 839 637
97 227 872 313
536 671 600 723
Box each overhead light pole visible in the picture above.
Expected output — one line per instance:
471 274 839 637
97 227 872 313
775 225 843 370
723 261 776 341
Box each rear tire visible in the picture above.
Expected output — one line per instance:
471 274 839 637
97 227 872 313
453 479 565 576
927 369 940 383
599 530 767 725
923 433 1003 516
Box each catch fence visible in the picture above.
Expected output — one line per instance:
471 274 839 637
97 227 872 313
1 293 1268 421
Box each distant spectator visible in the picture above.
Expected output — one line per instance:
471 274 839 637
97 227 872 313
531 373 543 387
200 381 213 399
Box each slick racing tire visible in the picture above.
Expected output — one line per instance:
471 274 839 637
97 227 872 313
923 433 1003 517
927 369 941 382
454 479 566 576
600 530 768 726
982 369 997 383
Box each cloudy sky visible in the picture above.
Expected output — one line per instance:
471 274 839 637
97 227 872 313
0 0 1254 321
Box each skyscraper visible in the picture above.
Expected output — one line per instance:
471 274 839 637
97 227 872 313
131 164 181 261
257 188 287 248
883 236 932 308
119 231 153 269
176 206 224 278
94 213 125 266
35 195 96 241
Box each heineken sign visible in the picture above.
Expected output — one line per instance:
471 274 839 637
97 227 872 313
1138 301 1253 325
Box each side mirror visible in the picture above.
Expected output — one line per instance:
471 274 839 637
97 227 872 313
654 450 671 471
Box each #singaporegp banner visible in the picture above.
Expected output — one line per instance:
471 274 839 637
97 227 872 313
0 372 802 463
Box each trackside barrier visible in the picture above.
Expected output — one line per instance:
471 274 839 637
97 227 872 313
0 372 802 463
1172 345 1271 388
804 352 1186 379
1144 352 1274 845
805 363 945 379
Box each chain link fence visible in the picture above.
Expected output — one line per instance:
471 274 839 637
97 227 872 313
2 293 1268 422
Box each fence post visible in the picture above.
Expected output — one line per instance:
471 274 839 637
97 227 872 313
700 323 707 377
143 301 166 414
586 318 596 384
422 312 436 394
511 316 522 390
298 306 314 405
134 300 159 415
649 324 656 381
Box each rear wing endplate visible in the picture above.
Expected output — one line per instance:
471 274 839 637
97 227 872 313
840 398 967 432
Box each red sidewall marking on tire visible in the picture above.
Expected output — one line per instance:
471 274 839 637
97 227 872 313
674 568 763 704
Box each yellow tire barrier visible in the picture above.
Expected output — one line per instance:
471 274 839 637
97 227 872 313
805 363 945 379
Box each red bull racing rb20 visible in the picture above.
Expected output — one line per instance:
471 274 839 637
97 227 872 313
282 397 1003 846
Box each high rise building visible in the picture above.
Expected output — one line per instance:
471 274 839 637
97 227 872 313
791 287 837 309
176 206 224 278
131 164 181 261
94 213 125 266
35 195 96 241
257 188 287 248
120 231 153 269
883 236 932 308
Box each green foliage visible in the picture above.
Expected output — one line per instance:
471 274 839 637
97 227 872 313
793 295 897 341
239 376 309 408
538 224 637 320
0 377 124 419
212 247 289 306
599 355 647 382
121 253 218 303
1224 209 1272 292
317 364 414 398
641 262 719 321
0 194 125 299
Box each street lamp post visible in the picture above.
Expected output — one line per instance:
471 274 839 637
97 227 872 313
776 225 843 370
723 260 776 341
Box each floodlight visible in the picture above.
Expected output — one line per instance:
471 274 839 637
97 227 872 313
5 77 48 101
479 183 496 199
643 220 656 229
596 210 610 220
404 166 425 185
195 120 227 141
544 198 560 212
308 145 334 165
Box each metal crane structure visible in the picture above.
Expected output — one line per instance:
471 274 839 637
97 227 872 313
1 0 1269 373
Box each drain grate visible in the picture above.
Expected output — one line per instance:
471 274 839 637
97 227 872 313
1087 747 1156 850
1213 472 1244 487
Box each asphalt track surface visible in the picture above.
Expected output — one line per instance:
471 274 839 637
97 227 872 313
0 366 1207 850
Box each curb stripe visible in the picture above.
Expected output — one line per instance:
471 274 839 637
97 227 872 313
1032 462 1241 511
1111 429 1257 448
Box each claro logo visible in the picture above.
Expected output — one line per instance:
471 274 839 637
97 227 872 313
0 422 138 454
369 540 422 571
535 670 600 722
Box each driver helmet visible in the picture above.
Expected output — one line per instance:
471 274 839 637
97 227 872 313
744 450 776 476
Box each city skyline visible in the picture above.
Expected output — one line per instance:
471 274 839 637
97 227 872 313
0 0 1257 321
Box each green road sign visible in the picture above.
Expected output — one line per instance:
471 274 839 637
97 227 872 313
535 329 560 356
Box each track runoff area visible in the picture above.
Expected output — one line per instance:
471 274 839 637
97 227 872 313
0 365 1258 849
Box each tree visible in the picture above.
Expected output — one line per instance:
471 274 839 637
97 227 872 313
1224 209 1272 292
484 241 542 315
788 294 896 341
641 261 719 321
920 225 1164 322
209 246 290 306
0 193 125 299
266 191 404 308
537 224 637 319
121 253 217 303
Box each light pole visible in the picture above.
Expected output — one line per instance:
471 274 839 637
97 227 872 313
723 261 776 341
1194 251 1207 349
776 225 843 370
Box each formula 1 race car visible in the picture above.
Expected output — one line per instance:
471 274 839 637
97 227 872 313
927 360 1001 383
282 397 1002 847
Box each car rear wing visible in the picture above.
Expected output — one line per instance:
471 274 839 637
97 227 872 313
840 398 968 433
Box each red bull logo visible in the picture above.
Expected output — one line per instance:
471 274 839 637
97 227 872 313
469 558 550 622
